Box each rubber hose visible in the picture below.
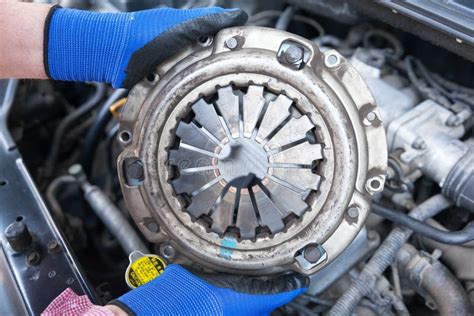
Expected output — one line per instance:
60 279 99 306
397 244 472 315
443 146 474 212
80 89 127 176
372 203 474 244
328 194 452 316
275 6 295 30
45 175 77 224
44 83 106 179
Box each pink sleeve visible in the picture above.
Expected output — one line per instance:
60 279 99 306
42 288 115 316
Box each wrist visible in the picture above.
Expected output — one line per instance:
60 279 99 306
105 304 128 316
0 2 51 79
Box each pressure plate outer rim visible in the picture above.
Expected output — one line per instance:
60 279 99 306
118 27 387 275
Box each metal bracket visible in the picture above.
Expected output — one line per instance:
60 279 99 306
0 80 97 315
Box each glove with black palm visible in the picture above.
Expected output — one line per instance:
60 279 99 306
44 6 247 88
110 264 308 315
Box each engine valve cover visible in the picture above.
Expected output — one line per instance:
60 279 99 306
118 27 387 275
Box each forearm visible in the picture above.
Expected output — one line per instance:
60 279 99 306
0 2 51 79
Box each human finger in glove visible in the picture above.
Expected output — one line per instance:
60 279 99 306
0 3 247 88
43 264 307 316
109 264 308 316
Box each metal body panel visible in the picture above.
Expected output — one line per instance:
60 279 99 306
0 80 97 315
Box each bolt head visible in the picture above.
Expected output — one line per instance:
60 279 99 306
411 137 427 150
126 160 144 180
347 206 360 218
47 240 58 250
147 222 159 233
26 251 41 266
5 221 26 238
47 240 61 253
303 245 321 263
284 46 304 64
225 37 238 50
5 221 32 252
367 111 376 122
161 244 176 259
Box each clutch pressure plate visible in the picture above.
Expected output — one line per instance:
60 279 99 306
118 27 387 275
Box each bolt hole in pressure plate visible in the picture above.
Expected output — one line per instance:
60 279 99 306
118 27 387 275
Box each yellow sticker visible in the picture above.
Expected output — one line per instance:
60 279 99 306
125 251 166 289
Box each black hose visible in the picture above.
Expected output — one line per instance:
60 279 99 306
329 194 451 315
44 83 106 179
46 175 77 224
404 56 452 108
248 10 325 36
275 6 295 30
404 56 474 109
80 89 127 176
362 29 404 61
414 58 474 108
397 244 472 315
432 73 474 96
373 203 474 245
106 124 119 175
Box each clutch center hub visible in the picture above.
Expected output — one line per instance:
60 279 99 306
170 86 322 239
118 26 387 275
217 137 268 184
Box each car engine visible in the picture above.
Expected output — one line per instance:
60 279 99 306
1 0 473 315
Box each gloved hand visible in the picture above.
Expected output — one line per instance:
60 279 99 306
109 264 308 316
44 7 247 89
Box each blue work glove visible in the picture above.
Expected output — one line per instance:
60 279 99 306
44 7 247 89
109 264 308 315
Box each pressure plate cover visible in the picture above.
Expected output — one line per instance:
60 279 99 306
118 27 387 275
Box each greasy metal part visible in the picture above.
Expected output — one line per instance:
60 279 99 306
397 244 472 315
351 49 420 128
118 27 387 275
0 80 97 314
386 100 468 186
308 228 380 295
353 52 470 189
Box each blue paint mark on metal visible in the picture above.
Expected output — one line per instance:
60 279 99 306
219 237 237 259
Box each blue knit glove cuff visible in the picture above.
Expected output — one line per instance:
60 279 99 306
112 264 306 316
45 7 246 88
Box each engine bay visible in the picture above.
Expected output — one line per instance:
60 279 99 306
1 0 473 315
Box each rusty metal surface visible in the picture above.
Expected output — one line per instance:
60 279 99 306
117 26 387 275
